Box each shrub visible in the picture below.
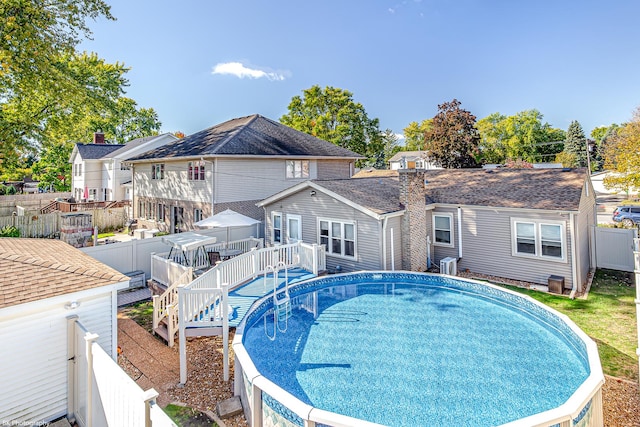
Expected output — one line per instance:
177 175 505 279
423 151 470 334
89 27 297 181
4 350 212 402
0 226 20 237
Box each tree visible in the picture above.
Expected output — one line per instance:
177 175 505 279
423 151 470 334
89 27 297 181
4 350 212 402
476 110 565 164
402 119 432 151
563 120 588 167
591 124 620 172
0 0 115 168
425 99 480 168
280 85 383 166
603 108 640 195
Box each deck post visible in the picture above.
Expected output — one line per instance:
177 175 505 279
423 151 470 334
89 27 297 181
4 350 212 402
312 243 318 275
222 283 229 381
178 286 187 385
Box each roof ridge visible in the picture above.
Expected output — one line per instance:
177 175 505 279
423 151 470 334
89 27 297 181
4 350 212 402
208 114 258 154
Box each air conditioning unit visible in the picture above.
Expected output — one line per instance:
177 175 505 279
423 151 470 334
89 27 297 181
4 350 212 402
440 257 457 276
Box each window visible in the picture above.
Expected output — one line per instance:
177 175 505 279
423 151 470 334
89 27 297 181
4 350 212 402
152 163 164 180
511 218 565 261
319 219 355 258
194 208 203 223
433 213 454 247
74 163 82 176
188 161 205 180
272 212 282 244
286 160 310 179
120 163 131 171
158 204 166 221
287 214 301 242
88 188 97 201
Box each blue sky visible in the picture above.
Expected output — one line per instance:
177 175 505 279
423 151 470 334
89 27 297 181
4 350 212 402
80 0 640 140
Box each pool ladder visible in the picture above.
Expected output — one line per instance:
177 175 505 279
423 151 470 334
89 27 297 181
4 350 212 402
264 262 291 341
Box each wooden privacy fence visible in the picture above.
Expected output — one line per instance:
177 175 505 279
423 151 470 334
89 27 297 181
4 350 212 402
0 208 128 238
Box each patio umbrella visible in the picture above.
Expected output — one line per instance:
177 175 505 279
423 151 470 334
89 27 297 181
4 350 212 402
194 209 260 247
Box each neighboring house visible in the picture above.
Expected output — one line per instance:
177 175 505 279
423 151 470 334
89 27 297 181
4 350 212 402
126 114 363 233
70 132 179 202
258 167 596 293
0 238 129 424
388 150 441 170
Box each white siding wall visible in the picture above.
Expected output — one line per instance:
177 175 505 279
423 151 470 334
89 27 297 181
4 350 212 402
0 289 116 424
134 158 353 205
264 190 387 272
84 160 103 201
215 158 316 203
135 161 212 203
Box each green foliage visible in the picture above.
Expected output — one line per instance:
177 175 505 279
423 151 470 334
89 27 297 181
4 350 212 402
554 150 577 167
0 2 161 181
402 119 432 151
280 85 384 167
603 108 640 194
425 99 480 168
564 120 588 167
0 226 20 237
477 110 565 164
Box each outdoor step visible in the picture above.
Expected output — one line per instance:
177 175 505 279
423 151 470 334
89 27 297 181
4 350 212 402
154 324 170 342
217 396 243 419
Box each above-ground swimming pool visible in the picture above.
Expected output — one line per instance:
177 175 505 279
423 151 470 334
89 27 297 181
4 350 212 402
233 272 604 427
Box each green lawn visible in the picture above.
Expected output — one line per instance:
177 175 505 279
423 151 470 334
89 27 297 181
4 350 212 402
163 404 217 427
504 269 638 381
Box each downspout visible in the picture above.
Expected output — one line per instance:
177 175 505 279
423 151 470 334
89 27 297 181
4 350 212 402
569 212 578 299
211 158 216 212
457 207 463 259
390 228 395 271
381 216 388 270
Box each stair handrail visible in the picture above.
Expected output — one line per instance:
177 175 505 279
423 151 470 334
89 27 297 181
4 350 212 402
152 267 193 332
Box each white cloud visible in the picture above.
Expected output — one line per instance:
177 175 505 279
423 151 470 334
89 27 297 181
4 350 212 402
211 62 287 81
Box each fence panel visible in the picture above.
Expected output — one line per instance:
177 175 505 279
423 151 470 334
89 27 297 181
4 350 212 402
595 227 637 272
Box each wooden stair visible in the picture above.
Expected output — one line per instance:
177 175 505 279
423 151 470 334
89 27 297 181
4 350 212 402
153 318 171 343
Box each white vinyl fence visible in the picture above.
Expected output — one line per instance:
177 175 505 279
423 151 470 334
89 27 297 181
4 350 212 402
71 318 176 427
595 226 637 272
82 226 259 280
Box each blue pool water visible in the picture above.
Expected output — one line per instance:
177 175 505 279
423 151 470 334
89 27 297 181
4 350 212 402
242 274 591 427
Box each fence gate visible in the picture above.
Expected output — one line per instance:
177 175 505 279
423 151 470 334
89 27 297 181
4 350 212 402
595 227 637 272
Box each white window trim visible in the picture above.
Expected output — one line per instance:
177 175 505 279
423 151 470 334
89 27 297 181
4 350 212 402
272 211 283 245
318 217 357 259
510 217 566 263
432 212 454 248
285 160 310 179
286 214 302 243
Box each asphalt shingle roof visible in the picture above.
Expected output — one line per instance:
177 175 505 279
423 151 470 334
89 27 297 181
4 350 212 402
313 177 401 216
0 238 129 309
417 168 587 211
128 114 364 161
76 143 123 160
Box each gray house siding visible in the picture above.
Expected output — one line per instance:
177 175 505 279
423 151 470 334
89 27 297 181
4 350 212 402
317 159 353 180
383 215 403 270
576 181 596 289
430 206 459 265
263 189 388 273
453 208 574 289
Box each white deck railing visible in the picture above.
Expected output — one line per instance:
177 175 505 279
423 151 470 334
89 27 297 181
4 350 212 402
150 237 263 286
175 242 325 385
152 268 193 347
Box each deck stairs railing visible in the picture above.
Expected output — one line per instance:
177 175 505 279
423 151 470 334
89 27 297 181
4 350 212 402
152 267 192 347
152 241 325 349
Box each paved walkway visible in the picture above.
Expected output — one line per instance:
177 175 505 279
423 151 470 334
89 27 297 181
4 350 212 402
117 316 180 406
117 287 151 307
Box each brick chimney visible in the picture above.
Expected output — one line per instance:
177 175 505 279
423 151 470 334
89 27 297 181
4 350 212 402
93 132 105 144
399 169 428 271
